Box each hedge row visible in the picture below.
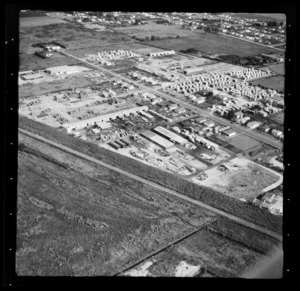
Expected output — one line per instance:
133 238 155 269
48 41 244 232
19 116 282 234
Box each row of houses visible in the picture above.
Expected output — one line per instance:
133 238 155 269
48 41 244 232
85 50 140 62
128 71 159 86
168 68 283 103
227 67 273 81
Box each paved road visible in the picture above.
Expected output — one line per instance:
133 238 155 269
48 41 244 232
61 51 282 151
19 128 282 242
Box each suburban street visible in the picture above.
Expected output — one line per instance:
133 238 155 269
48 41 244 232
19 128 282 242
61 51 283 150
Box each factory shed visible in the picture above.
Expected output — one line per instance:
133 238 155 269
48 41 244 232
141 131 174 149
223 129 237 137
154 126 189 144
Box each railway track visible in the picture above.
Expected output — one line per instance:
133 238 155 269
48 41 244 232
19 128 282 242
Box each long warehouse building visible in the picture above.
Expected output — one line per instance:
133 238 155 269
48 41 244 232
154 126 189 145
140 130 174 149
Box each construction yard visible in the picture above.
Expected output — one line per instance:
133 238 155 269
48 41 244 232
190 157 282 200
101 138 208 177
17 133 220 276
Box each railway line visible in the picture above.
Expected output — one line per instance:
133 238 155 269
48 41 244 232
19 128 282 242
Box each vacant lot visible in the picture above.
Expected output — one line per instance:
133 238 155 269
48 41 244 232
144 33 280 56
19 53 83 72
121 227 265 277
191 157 281 200
251 75 285 91
267 111 284 124
17 133 220 276
18 74 91 98
115 22 202 39
20 23 133 51
20 16 67 27
216 134 261 151
268 63 285 75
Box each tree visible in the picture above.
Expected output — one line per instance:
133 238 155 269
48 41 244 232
267 20 278 27
144 36 150 41
150 35 156 41
226 110 235 121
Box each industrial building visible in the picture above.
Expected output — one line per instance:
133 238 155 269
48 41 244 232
148 50 175 57
223 129 237 137
183 67 204 76
140 130 174 149
44 65 90 76
63 106 149 132
154 126 189 145
194 135 219 150
247 121 261 129
35 50 53 59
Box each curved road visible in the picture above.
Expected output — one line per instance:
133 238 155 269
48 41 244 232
19 128 282 242
60 51 282 150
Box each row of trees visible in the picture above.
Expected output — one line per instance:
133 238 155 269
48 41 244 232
19 116 282 234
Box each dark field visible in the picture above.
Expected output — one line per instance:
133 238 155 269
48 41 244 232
122 227 269 277
121 217 280 277
144 33 280 56
17 133 218 276
19 22 133 51
19 53 82 72
250 75 285 91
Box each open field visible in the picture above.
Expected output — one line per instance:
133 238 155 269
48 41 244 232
267 111 284 124
20 23 133 51
191 157 281 200
216 134 261 152
261 63 285 75
143 33 281 56
250 75 285 91
20 16 67 27
208 218 279 255
19 53 83 72
121 227 267 277
114 22 202 39
17 136 219 276
18 75 92 98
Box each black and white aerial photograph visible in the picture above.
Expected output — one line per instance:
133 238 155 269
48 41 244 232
3 5 297 285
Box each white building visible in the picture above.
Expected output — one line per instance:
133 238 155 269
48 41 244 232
148 50 175 57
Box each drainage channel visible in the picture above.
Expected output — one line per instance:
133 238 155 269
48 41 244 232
113 218 217 277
